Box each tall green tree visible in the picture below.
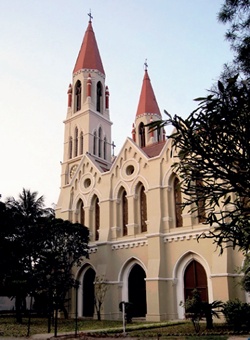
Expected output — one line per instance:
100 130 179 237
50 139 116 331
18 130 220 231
218 0 250 76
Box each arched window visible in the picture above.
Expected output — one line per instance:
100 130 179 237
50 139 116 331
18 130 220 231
196 178 206 223
77 199 85 226
92 195 100 241
74 127 78 157
139 122 145 148
98 127 102 158
74 80 82 112
96 81 103 113
93 131 97 155
140 185 147 232
157 126 161 142
80 132 84 155
103 137 107 160
69 137 73 159
122 190 128 236
174 177 183 227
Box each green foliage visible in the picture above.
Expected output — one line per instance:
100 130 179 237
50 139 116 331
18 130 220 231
240 252 250 292
180 289 222 332
0 189 89 324
33 217 89 318
150 76 250 254
222 299 250 330
218 0 250 76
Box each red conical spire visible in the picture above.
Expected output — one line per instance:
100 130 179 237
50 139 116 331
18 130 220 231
136 69 161 117
73 19 105 75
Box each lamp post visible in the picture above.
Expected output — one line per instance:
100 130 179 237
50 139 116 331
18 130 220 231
74 281 80 337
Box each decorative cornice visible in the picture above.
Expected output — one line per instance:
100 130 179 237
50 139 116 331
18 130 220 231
164 228 210 243
111 239 148 250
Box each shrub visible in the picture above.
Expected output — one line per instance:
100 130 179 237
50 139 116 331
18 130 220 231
222 299 250 331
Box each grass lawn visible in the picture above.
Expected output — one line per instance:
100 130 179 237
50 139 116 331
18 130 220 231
0 317 249 338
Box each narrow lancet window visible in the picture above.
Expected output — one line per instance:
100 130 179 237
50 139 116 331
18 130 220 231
96 81 103 113
74 80 82 112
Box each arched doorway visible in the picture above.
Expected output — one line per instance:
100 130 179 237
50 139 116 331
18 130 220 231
128 264 147 317
184 260 208 302
82 267 95 317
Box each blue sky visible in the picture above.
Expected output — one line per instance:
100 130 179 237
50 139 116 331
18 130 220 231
0 1 232 207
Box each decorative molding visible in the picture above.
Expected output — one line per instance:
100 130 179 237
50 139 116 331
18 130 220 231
210 273 243 278
145 277 174 282
164 228 210 243
111 240 148 250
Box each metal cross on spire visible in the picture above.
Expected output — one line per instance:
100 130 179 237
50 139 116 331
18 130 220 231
88 10 93 22
144 59 148 71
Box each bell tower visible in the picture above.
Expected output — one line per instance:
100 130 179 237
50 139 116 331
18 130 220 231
61 14 112 186
132 62 164 148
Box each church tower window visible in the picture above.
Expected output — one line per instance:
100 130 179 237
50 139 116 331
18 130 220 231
93 131 97 155
96 81 103 113
139 122 146 148
80 132 84 155
74 80 82 112
69 137 73 159
103 137 107 160
98 127 102 158
174 177 183 228
74 127 78 157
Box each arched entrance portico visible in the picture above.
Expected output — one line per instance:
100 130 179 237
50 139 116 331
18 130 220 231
128 264 147 317
119 258 147 318
174 252 212 319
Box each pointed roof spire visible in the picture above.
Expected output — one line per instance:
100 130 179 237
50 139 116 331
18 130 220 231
73 13 105 75
136 65 161 117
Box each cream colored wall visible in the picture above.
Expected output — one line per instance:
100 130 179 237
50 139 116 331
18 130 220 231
56 135 245 321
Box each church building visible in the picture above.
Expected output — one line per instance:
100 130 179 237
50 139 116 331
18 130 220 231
56 17 245 321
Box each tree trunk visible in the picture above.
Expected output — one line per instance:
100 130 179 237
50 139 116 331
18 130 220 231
15 295 22 324
205 306 213 329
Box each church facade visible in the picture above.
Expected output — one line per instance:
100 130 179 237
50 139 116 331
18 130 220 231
56 18 245 321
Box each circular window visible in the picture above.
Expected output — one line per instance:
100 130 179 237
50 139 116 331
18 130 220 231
84 178 91 188
121 160 138 181
126 165 134 175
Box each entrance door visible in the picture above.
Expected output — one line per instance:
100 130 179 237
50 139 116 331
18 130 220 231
184 260 208 302
128 264 147 317
82 268 95 317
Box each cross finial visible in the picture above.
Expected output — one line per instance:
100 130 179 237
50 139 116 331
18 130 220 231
144 59 148 71
88 10 93 22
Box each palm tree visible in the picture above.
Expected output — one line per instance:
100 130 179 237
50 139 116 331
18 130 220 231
4 189 54 323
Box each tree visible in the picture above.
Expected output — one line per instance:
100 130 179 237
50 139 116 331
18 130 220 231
94 276 109 321
150 76 250 254
181 289 222 332
2 189 53 323
218 0 250 77
33 217 89 334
